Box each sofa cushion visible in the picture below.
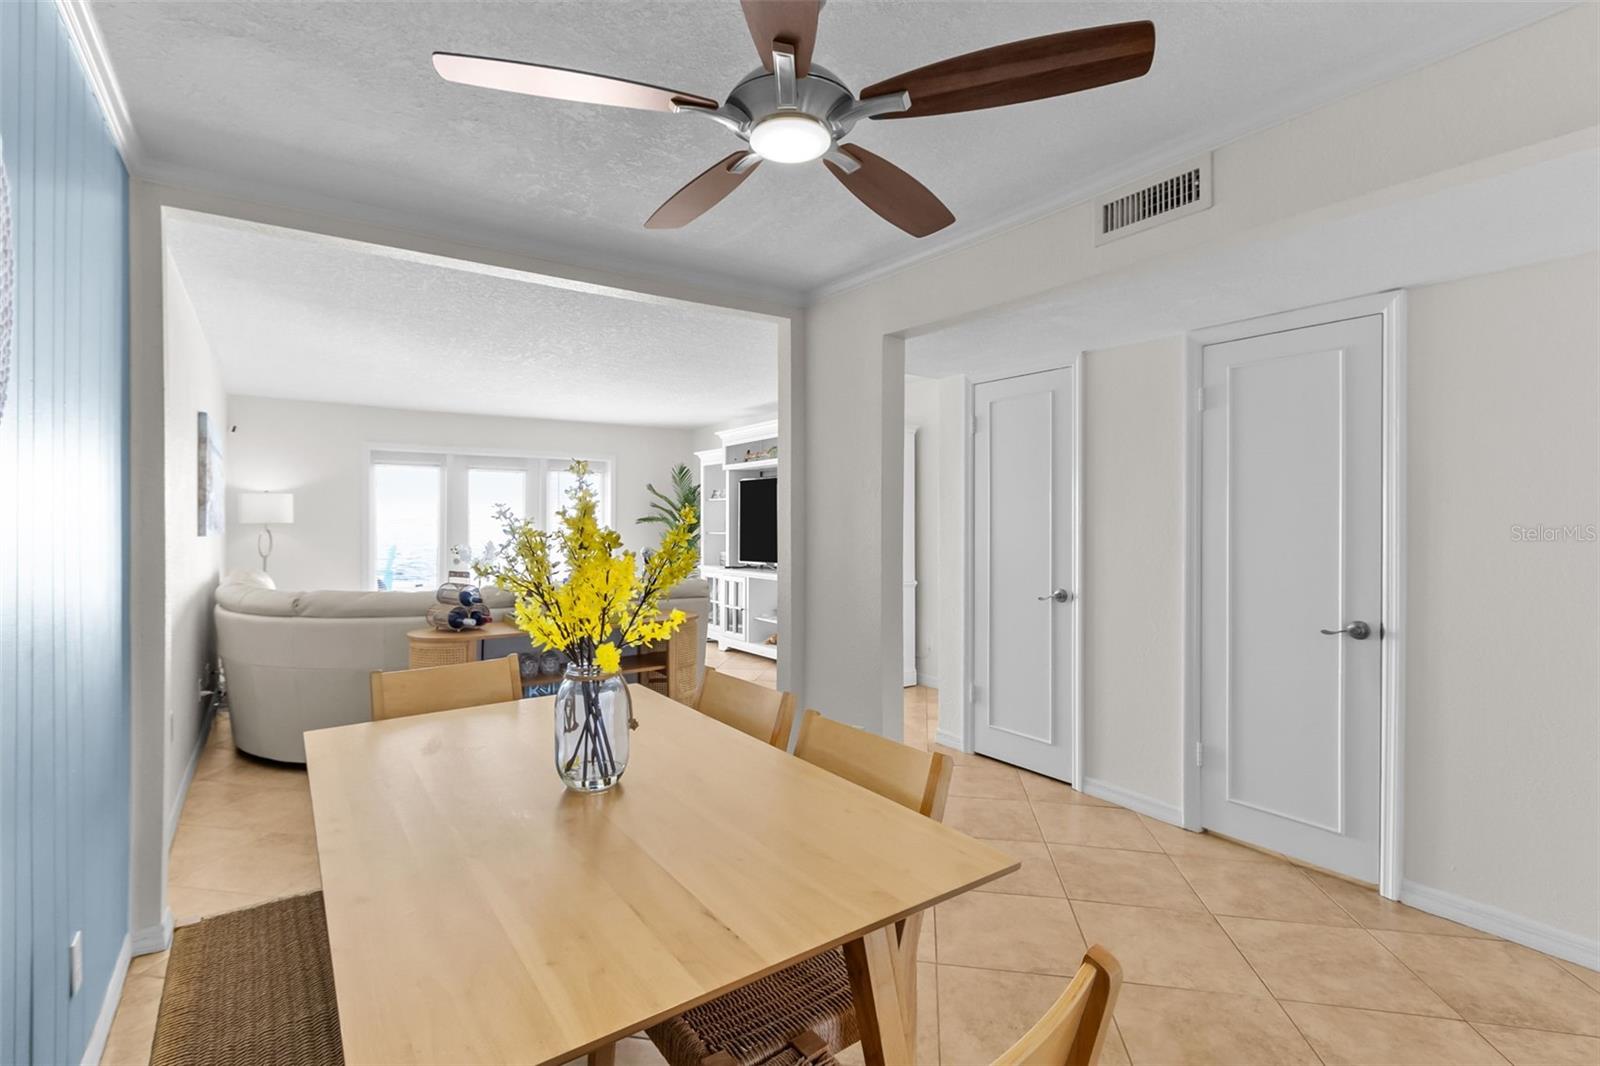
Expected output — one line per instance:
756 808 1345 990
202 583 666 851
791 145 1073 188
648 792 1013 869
294 589 437 619
214 583 300 617
673 576 709 600
221 568 276 590
215 579 694 620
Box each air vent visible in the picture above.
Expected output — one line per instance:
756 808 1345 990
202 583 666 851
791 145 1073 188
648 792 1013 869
1094 154 1212 244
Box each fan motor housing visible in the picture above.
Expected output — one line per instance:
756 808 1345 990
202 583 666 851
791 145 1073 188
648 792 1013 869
725 64 862 139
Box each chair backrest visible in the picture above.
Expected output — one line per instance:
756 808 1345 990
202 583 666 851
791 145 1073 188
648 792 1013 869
992 946 1123 1066
369 654 523 721
694 667 797 749
792 709 952 819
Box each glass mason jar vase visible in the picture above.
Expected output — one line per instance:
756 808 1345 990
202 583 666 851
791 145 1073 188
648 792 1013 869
553 664 633 792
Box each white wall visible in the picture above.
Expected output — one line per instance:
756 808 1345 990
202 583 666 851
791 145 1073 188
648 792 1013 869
925 259 1600 952
1403 252 1599 946
801 6 1598 740
904 377 942 686
162 258 226 834
1079 339 1187 810
799 8 1597 958
224 394 698 590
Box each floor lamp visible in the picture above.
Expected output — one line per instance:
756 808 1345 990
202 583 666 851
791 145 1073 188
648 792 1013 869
237 491 294 573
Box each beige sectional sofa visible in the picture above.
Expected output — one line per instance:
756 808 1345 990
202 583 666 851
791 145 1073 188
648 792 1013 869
215 575 709 762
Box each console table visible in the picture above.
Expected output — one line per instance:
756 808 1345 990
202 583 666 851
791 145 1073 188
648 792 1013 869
405 614 700 702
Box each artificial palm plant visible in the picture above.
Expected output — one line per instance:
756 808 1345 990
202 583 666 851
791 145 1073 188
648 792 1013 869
638 463 701 554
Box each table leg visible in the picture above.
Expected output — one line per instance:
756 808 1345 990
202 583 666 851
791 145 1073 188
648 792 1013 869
585 1043 616 1066
843 926 913 1066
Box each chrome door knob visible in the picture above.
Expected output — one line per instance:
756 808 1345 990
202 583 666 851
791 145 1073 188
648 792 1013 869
1319 621 1372 640
1037 588 1074 603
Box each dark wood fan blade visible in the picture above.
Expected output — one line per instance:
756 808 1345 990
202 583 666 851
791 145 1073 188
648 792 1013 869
645 153 761 229
859 21 1154 119
740 0 824 79
824 145 953 238
433 52 716 112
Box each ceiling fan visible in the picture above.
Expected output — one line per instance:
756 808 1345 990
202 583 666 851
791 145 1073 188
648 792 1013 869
433 1 1155 238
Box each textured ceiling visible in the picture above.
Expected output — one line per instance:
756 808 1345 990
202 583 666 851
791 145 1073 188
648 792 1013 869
95 1 1564 298
906 148 1600 378
164 211 779 425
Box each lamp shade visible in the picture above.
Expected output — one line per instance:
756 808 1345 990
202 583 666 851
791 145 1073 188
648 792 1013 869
237 491 294 526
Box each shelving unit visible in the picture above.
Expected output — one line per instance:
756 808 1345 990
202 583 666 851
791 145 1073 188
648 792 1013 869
697 420 780 663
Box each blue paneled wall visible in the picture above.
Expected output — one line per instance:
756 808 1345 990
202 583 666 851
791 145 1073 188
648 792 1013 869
1 4 131 1063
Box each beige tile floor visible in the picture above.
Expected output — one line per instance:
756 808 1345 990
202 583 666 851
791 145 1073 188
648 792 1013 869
104 655 1600 1065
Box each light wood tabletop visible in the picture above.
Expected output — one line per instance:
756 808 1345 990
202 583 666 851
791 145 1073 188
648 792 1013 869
305 684 1016 1066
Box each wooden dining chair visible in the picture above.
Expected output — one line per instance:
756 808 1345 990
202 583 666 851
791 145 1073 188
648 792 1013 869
644 709 951 1066
369 653 522 721
693 667 797 749
761 946 1124 1066
993 946 1123 1066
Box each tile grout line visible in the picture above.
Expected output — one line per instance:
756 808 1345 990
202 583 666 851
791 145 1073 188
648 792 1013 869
1024 777 1087 954
1463 1015 1599 1046
1164 855 1328 1065
1457 1021 1518 1066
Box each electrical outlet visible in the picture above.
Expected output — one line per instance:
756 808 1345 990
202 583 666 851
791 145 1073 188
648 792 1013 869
69 931 83 996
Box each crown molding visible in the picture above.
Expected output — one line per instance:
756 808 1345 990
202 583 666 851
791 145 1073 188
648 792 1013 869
54 0 142 167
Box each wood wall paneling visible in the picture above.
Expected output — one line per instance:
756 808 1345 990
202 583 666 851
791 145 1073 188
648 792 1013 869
0 4 131 1062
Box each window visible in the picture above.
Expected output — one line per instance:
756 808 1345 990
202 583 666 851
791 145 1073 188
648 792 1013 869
371 461 442 591
368 452 609 589
545 465 580 532
468 467 526 569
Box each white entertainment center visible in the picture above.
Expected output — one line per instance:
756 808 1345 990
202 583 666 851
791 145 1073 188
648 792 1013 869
697 420 779 662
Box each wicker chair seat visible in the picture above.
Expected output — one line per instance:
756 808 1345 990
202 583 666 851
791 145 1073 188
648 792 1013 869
646 947 858 1066
756 1030 843 1066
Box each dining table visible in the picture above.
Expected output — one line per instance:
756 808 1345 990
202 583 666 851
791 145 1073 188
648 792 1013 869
305 683 1017 1066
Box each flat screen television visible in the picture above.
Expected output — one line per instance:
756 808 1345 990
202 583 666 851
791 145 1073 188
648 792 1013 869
736 477 778 566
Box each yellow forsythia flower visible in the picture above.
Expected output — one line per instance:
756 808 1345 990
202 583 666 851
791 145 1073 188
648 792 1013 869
473 463 698 673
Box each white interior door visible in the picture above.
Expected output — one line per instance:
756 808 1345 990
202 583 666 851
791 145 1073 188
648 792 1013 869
973 368 1077 780
1200 314 1383 881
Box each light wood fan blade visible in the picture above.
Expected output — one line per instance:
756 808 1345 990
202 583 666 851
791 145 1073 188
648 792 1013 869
823 144 953 238
740 0 824 79
432 52 716 112
645 152 761 229
858 21 1154 119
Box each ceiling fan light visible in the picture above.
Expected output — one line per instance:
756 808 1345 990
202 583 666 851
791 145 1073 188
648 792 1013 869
749 114 831 164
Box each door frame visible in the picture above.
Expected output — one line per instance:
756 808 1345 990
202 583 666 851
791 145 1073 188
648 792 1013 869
1181 291 1408 899
964 358 1085 788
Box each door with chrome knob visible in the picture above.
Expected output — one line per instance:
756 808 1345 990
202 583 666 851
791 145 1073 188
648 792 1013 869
972 365 1079 783
1197 311 1385 885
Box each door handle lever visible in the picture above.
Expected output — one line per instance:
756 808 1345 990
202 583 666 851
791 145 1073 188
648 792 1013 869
1037 588 1074 603
1319 621 1372 640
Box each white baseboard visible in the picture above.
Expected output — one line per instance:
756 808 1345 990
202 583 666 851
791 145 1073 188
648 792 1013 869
163 703 216 851
80 932 131 1066
915 672 940 689
934 728 966 752
130 908 173 956
1081 777 1184 826
1400 879 1600 971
